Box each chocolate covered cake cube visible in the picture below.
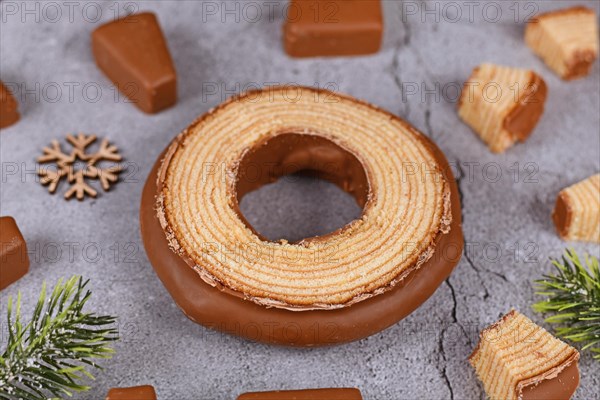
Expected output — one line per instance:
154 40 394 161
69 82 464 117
106 385 157 400
284 0 383 57
237 388 363 400
92 12 177 114
470 310 580 400
0 81 19 129
553 174 600 243
0 216 29 290
458 63 547 153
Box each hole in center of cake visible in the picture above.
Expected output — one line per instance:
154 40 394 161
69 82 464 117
234 132 370 243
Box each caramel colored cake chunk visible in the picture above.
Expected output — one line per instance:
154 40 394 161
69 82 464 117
92 12 177 113
284 0 383 57
0 216 29 290
106 385 156 400
458 64 547 153
469 310 580 400
525 7 599 80
552 174 600 243
0 81 19 129
237 388 362 400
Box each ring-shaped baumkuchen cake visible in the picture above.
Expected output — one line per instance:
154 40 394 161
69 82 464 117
140 86 464 346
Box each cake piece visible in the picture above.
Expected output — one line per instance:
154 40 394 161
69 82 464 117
552 174 600 243
92 12 177 114
284 0 383 57
469 310 580 400
525 7 599 80
458 63 547 153
0 81 19 129
142 88 463 346
106 385 157 400
156 87 454 311
0 216 29 290
237 388 362 400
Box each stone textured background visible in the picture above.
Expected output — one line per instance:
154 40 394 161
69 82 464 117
1 1 599 399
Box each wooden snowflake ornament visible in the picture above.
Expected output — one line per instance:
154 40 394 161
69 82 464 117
37 133 123 201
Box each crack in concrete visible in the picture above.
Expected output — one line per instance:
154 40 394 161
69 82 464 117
486 268 510 283
424 107 434 139
464 241 511 284
390 42 411 118
398 2 412 46
412 47 436 80
437 327 455 400
453 158 515 289
463 251 491 300
445 279 458 323
445 277 473 346
454 160 491 301
453 159 512 288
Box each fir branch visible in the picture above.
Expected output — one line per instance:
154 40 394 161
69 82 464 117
0 276 118 399
533 249 600 361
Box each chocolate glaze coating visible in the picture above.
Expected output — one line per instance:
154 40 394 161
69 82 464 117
552 192 571 238
0 216 29 290
92 13 177 114
520 362 580 400
0 81 19 129
237 388 362 400
564 50 597 80
503 74 548 142
235 133 370 209
283 0 383 58
232 132 371 246
140 94 463 346
106 385 157 400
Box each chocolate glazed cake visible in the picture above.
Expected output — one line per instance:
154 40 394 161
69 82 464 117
140 87 464 346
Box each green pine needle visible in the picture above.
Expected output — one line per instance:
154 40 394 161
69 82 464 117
533 249 600 361
0 276 118 399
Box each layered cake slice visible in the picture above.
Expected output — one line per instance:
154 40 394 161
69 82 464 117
458 64 547 153
526 7 599 80
553 174 600 243
470 310 580 400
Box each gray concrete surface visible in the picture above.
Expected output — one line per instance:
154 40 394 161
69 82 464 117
1 1 599 399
